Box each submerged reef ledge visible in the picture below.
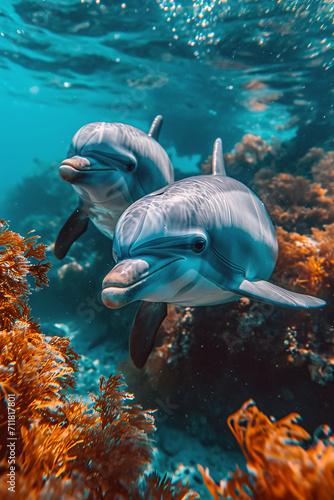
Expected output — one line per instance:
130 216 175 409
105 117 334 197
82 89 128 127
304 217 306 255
0 221 198 499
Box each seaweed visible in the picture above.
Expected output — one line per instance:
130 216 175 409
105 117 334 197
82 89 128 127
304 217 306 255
199 399 334 499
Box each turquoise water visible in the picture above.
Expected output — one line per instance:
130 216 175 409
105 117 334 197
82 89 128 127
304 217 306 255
1 0 334 497
3 0 333 192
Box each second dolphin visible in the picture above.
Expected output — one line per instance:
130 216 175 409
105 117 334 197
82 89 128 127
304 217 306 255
54 116 173 259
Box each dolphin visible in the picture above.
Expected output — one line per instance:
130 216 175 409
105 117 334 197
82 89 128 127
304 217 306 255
54 116 174 259
101 139 326 368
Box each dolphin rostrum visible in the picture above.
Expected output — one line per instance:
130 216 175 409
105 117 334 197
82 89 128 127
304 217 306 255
54 116 174 259
101 139 326 368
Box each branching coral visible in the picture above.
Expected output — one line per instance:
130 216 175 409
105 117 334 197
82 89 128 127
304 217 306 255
0 219 51 330
199 399 334 500
294 148 334 191
225 134 276 166
252 169 334 233
273 225 334 296
0 222 198 499
223 134 278 182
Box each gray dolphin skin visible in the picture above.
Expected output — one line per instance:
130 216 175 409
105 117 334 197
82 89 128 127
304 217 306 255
101 138 326 369
54 115 173 259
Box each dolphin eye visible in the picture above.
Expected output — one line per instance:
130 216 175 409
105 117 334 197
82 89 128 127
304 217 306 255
192 237 206 253
126 161 136 172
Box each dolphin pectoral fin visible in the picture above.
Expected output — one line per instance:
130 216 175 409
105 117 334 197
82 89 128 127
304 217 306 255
129 301 168 369
148 115 163 141
212 138 226 176
231 279 326 309
54 207 89 260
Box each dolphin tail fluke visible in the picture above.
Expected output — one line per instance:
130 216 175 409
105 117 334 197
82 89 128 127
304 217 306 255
148 115 163 141
54 207 89 260
232 279 326 309
212 138 226 176
130 301 167 369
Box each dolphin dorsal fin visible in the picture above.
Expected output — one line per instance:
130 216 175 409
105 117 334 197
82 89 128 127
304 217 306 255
212 138 226 176
148 115 163 141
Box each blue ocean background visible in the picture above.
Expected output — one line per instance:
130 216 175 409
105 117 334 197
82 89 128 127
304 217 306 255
2 0 333 196
1 0 334 497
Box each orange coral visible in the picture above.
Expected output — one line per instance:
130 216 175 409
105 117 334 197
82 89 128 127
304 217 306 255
300 149 334 195
0 219 51 330
199 399 334 500
273 224 334 296
0 222 198 499
251 147 334 234
224 135 277 177
252 170 334 233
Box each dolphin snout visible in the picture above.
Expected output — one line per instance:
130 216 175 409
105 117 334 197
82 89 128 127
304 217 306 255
61 156 91 170
59 156 91 184
101 259 150 308
102 259 150 289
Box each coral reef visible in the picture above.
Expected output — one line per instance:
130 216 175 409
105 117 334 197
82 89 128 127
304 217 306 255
0 221 198 499
205 140 334 388
273 225 334 296
0 219 51 330
199 399 334 500
252 150 334 386
224 134 277 175
252 169 334 233
4 136 334 488
250 147 334 233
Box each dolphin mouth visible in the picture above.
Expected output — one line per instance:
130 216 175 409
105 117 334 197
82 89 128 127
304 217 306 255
60 160 117 172
59 156 118 184
101 258 181 308
102 258 180 289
